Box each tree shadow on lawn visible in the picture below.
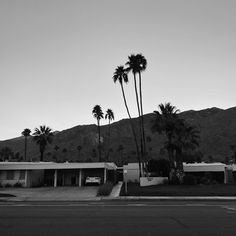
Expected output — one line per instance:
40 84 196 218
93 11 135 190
120 183 236 196
0 193 16 197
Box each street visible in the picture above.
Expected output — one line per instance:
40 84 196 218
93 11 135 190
0 201 236 236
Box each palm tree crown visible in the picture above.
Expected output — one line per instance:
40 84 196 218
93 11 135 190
92 105 104 121
92 105 104 162
33 125 53 161
113 66 128 85
22 128 31 137
105 109 114 122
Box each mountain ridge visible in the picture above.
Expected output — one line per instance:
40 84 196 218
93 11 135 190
0 106 236 163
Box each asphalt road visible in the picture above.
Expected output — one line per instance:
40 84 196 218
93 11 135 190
1 201 236 236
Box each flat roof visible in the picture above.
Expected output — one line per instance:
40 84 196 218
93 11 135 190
183 162 226 172
0 162 117 170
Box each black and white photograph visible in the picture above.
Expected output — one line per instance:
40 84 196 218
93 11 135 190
0 0 236 235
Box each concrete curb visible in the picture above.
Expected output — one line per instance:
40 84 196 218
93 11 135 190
2 196 236 202
116 196 236 201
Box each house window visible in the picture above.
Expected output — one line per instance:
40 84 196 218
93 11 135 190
19 170 25 180
6 171 14 180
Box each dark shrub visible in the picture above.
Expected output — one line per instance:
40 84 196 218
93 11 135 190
5 183 12 188
147 159 170 177
169 175 180 185
200 176 210 185
14 182 23 188
97 181 114 196
183 175 197 185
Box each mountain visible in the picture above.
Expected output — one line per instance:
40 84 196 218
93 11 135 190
0 107 236 164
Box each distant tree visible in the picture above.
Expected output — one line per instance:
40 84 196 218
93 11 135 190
92 105 104 162
53 145 59 162
91 148 97 159
33 125 53 162
0 147 14 161
14 152 20 161
77 145 82 161
117 144 124 165
208 155 214 163
21 128 31 161
105 109 114 161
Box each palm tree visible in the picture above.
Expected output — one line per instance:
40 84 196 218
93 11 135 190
113 66 141 176
126 54 148 169
32 125 53 162
105 109 114 161
92 105 104 162
136 54 147 157
152 103 179 178
21 128 31 161
173 120 200 182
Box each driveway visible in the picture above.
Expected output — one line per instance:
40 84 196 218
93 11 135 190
0 186 100 201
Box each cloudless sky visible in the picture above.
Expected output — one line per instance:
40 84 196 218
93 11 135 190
0 0 235 140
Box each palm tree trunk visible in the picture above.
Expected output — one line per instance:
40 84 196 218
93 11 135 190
107 120 111 161
24 137 27 161
138 72 147 164
98 119 101 162
133 73 144 171
120 83 142 176
40 147 44 162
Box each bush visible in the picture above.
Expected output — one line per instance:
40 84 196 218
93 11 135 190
97 181 114 196
183 175 197 185
14 182 23 188
5 183 12 188
0 183 2 188
199 176 210 185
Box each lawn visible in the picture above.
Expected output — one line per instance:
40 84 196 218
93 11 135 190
120 183 236 196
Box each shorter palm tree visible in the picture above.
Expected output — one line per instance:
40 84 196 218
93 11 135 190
105 109 114 161
21 128 31 161
33 126 53 162
92 105 104 162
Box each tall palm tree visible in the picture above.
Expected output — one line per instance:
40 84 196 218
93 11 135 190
113 66 141 176
136 54 147 157
152 103 179 178
21 128 31 161
126 54 145 166
92 105 104 162
33 125 53 162
105 109 114 161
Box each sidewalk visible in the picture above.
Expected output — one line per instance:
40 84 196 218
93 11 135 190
1 182 236 202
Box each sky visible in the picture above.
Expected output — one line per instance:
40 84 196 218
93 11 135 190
0 0 235 141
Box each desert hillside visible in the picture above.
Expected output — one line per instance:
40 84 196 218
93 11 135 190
0 107 236 164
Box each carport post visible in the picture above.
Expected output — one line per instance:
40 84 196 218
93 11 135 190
54 169 58 187
104 168 107 183
79 169 82 187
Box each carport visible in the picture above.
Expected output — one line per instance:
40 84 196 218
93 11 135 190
0 162 117 187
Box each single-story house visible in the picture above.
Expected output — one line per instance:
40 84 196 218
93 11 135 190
0 162 117 187
123 162 234 184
